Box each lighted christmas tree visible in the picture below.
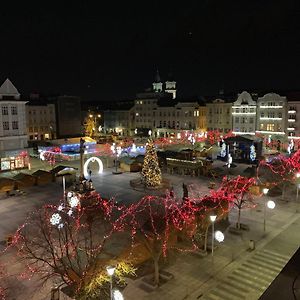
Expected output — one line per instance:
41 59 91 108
141 140 162 187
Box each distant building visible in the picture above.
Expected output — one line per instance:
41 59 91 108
56 96 82 138
286 93 300 139
0 79 29 171
256 93 287 139
232 91 257 135
206 99 232 133
26 102 56 140
0 79 28 150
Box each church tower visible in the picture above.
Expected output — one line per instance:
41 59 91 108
152 70 163 92
165 72 176 99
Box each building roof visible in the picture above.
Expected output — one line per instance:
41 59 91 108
0 78 20 98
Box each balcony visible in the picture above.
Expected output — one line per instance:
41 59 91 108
288 110 296 114
288 119 296 122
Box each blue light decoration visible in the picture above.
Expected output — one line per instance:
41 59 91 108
220 140 227 158
250 144 256 161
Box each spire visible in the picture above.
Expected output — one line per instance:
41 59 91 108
154 70 161 83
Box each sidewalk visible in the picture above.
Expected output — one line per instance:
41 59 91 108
122 198 300 300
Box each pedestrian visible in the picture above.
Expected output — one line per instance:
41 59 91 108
170 186 174 198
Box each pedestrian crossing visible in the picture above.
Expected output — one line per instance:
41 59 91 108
201 249 290 300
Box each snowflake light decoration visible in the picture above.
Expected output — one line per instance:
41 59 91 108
50 213 61 226
67 210 73 216
57 205 64 211
67 192 73 198
69 196 79 208
250 144 256 161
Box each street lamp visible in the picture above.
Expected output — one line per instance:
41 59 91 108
111 143 122 174
106 266 116 300
210 215 217 261
262 188 276 232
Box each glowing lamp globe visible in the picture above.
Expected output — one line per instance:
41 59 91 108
215 231 225 242
262 188 269 195
106 266 116 276
297 173 300 178
267 200 276 209
210 215 217 222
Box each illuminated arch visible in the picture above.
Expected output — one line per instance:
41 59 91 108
84 157 103 178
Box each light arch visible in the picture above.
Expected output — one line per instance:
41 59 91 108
84 156 104 178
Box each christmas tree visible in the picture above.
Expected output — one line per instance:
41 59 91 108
141 140 162 187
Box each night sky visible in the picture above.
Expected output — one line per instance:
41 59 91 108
0 1 299 101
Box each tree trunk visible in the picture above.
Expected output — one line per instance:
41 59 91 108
153 257 160 286
237 208 241 230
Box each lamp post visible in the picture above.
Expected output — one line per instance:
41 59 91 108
263 188 269 232
106 266 116 300
210 215 217 262
263 188 275 232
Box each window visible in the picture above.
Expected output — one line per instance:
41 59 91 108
12 121 18 129
153 111 155 116
235 117 239 123
267 124 275 131
249 118 254 124
261 112 264 118
11 106 17 115
2 106 8 115
268 112 275 118
177 111 180 117
241 117 245 124
3 121 9 130
29 126 33 132
278 112 282 118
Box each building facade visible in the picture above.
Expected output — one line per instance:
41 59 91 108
206 99 232 133
56 96 82 138
286 100 300 139
232 91 257 135
256 93 287 139
26 103 56 140
0 79 28 150
0 79 29 171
